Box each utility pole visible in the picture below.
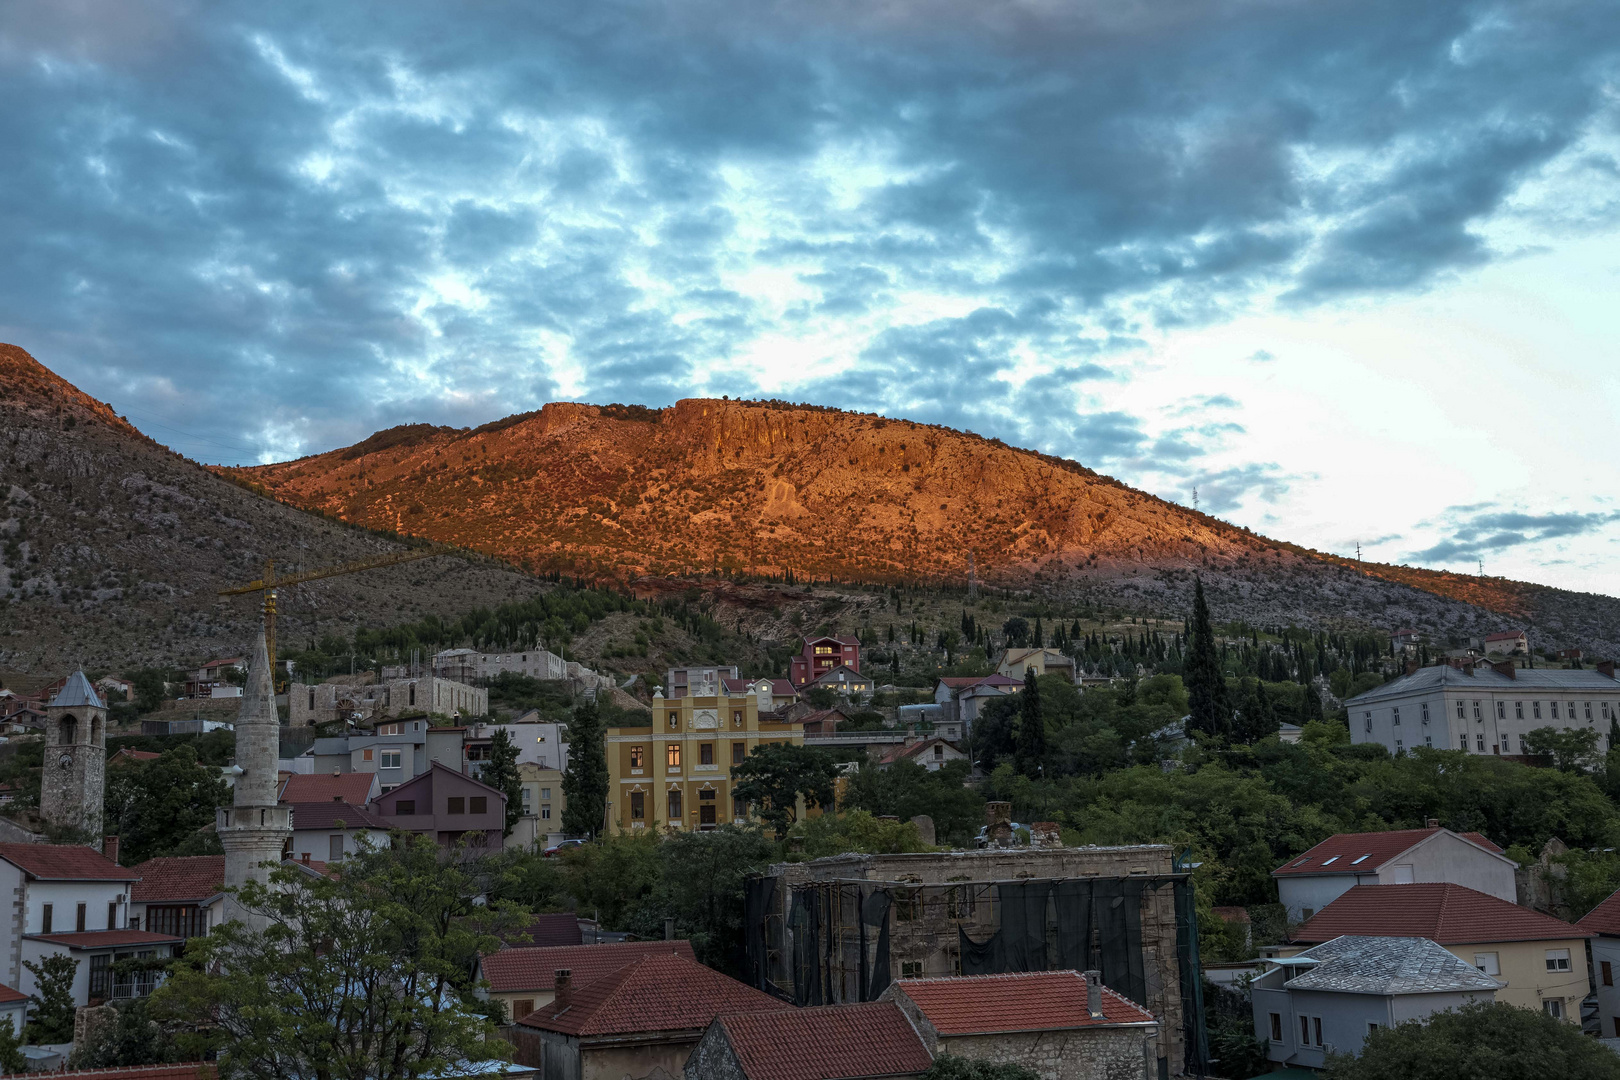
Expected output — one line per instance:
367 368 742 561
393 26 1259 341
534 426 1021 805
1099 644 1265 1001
1355 541 1361 562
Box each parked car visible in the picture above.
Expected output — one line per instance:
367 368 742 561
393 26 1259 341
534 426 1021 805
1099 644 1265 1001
543 839 587 857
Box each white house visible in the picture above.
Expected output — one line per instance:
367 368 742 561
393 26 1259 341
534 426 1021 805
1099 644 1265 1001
1251 936 1498 1070
933 674 1022 735
1345 661 1620 757
1578 888 1620 1038
287 801 395 863
20 928 180 1007
875 738 969 773
1482 630 1529 656
0 843 139 992
1272 826 1516 923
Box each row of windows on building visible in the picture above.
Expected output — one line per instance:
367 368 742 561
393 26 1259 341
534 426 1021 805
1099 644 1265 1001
519 786 554 820
627 787 740 825
664 710 749 729
392 796 492 815
1368 700 1617 729
628 742 751 770
40 901 119 934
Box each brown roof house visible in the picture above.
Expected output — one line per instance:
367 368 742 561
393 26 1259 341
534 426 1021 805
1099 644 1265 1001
884 971 1158 1080
686 1001 933 1080
513 951 781 1079
129 856 226 942
370 761 508 854
477 940 695 1023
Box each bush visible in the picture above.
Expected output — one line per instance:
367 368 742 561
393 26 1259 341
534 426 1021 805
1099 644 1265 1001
1323 1000 1620 1080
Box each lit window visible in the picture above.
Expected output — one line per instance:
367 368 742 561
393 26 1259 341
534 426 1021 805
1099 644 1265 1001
630 746 644 769
667 744 681 769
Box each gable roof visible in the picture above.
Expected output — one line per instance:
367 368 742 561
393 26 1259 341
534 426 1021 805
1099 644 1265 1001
1274 828 1504 877
807 665 868 687
1578 888 1620 937
481 940 693 993
110 748 162 764
877 738 964 766
1275 935 1501 996
896 971 1155 1033
0 983 23 1005
517 952 779 1037
0 843 137 881
1344 663 1620 706
714 1003 932 1080
287 802 394 831
491 913 585 950
1293 884 1586 945
48 671 104 710
373 760 508 806
27 930 183 949
130 856 225 903
769 680 796 696
1484 631 1525 642
279 772 377 806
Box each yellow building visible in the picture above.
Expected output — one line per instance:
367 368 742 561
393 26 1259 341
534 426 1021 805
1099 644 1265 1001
605 684 804 833
513 760 566 848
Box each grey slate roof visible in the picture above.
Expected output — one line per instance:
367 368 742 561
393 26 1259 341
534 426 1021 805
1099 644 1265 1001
48 671 104 711
1345 664 1620 706
1280 935 1500 995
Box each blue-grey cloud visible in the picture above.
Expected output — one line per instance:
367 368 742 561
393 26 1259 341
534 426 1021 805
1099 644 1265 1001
0 0 1616 489
1410 509 1620 563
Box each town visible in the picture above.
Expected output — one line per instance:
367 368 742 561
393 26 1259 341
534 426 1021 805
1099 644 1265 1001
0 594 1617 1080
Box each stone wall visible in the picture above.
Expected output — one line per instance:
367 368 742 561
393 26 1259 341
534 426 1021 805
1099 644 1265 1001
288 676 488 726
938 1030 1153 1080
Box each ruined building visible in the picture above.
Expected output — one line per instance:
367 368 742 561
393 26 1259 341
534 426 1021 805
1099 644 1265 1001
218 626 292 929
41 671 106 840
744 835 1209 1077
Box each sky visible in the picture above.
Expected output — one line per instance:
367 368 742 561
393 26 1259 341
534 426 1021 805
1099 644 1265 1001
3 1 1619 594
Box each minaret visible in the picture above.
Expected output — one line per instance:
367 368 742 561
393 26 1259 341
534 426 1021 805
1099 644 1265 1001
218 624 292 929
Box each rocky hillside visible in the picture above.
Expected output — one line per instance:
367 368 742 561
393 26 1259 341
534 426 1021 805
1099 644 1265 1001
0 344 546 675
222 398 1620 656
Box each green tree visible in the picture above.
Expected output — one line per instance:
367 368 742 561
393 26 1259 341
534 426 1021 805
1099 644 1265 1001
842 759 984 845
0 1016 23 1074
923 1054 1039 1080
730 743 835 839
104 744 232 864
69 996 183 1069
1526 726 1602 772
560 829 665 928
628 826 776 974
481 729 524 838
562 700 609 837
1014 667 1046 778
1323 1000 1620 1080
154 835 522 1080
1185 578 1229 737
24 953 78 1042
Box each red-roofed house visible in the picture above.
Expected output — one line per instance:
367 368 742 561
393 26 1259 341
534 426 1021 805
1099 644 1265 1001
1578 887 1620 1037
477 940 694 1022
513 952 781 1078
129 856 225 941
0 843 139 993
1272 826 1515 922
687 1002 932 1080
876 738 969 773
0 1065 218 1080
1482 630 1528 656
21 929 182 1007
790 635 861 688
1291 883 1589 1021
933 674 1022 731
884 971 1157 1078
0 980 24 1039
279 772 379 806
109 747 162 766
287 801 395 864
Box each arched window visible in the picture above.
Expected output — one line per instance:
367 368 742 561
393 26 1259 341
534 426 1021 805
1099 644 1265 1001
59 715 77 746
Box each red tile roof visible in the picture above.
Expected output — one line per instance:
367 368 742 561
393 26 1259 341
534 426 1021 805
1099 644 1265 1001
1484 631 1524 641
715 1003 932 1080
896 971 1155 1033
0 1065 215 1080
287 802 394 830
518 952 780 1036
0 983 23 1005
481 940 693 993
130 856 224 903
769 680 796 696
877 738 962 766
0 843 138 881
493 913 586 950
1293 884 1587 945
1273 828 1503 877
1578 889 1620 937
109 748 162 763
28 930 183 949
279 773 376 806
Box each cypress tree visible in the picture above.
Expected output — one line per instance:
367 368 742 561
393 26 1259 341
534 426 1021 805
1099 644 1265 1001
1015 666 1045 778
562 699 610 837
1185 577 1228 737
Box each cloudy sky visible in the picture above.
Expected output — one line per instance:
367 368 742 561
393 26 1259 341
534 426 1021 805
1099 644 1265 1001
3 1 1619 593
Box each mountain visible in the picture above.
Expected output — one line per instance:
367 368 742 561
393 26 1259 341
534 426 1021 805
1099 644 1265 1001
222 398 1620 655
0 344 545 675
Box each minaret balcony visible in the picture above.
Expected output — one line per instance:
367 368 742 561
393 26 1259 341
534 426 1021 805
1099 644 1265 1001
218 805 293 832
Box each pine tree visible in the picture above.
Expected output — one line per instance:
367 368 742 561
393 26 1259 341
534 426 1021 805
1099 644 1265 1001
1032 617 1044 648
1015 667 1045 778
561 700 610 837
1185 577 1229 737
481 729 525 838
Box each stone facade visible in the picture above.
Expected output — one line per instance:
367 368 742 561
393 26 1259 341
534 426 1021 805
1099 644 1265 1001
41 671 106 839
932 1030 1151 1080
288 676 488 726
219 629 293 930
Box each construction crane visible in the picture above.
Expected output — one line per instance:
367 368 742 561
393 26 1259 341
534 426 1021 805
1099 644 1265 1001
219 546 450 686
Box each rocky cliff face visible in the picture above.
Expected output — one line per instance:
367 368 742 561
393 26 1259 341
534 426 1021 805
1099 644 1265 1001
225 397 1620 653
0 344 542 673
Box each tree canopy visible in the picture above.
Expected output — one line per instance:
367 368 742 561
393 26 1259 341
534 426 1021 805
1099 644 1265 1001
1323 1000 1620 1080
730 743 836 839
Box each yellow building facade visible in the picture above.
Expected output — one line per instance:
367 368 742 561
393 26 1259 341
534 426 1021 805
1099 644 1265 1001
605 686 803 833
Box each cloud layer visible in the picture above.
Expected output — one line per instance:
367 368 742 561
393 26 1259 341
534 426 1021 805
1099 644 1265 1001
2 0 1618 583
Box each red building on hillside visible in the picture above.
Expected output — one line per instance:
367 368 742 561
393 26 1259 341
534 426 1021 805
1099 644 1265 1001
789 635 860 688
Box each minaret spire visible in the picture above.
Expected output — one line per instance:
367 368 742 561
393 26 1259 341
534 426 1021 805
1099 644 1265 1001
218 622 292 929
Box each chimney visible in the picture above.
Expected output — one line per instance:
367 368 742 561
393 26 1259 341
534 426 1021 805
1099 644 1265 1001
102 836 118 865
1426 818 1439 829
1084 970 1104 1020
554 969 573 1011
1600 661 1616 680
1491 661 1515 680
301 852 311 864
1405 660 1418 676
332 767 341 777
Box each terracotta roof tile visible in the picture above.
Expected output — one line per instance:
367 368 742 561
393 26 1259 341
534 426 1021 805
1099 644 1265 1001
0 983 23 1005
482 940 693 993
896 971 1155 1033
1273 828 1503 877
0 843 137 881
287 802 394 830
130 856 225 903
717 1003 932 1080
517 952 779 1036
1293 884 1586 945
1578 889 1620 937
28 930 182 949
0 1065 215 1080
279 773 377 806
492 913 585 950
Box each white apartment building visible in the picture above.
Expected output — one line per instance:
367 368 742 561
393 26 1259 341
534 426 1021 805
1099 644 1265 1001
1347 661 1620 757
